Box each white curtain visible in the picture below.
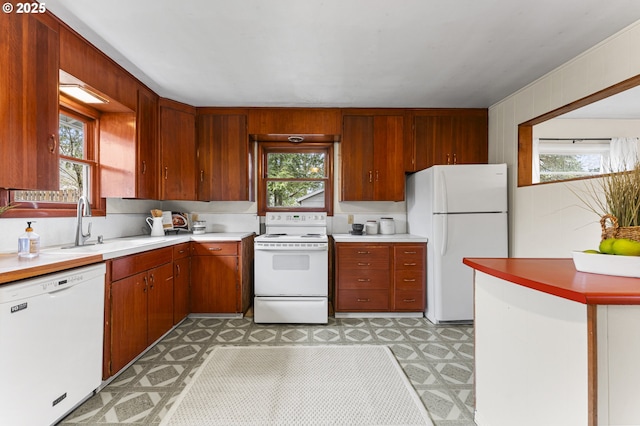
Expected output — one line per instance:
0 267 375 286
532 138 540 183
609 137 640 172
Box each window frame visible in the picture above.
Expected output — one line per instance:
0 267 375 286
1 98 105 218
257 141 334 216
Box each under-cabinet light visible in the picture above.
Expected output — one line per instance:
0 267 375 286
59 85 109 104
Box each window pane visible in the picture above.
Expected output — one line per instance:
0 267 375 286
59 114 85 159
539 154 603 183
266 181 325 208
267 153 325 178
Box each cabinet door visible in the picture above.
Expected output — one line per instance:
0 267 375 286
372 115 404 201
173 257 190 324
110 272 148 375
341 115 403 201
197 114 252 201
453 114 488 164
0 13 59 190
147 263 174 344
341 116 375 200
137 88 159 199
190 255 238 313
160 102 196 200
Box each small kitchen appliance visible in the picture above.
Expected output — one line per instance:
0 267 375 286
254 213 329 324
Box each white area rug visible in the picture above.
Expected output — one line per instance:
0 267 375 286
161 345 434 425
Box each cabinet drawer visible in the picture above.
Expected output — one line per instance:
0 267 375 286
394 245 425 270
191 242 238 256
111 247 173 281
337 269 389 290
394 290 424 311
337 289 389 311
338 246 389 266
173 242 190 259
394 270 424 291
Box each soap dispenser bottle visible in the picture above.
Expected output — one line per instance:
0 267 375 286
18 221 40 258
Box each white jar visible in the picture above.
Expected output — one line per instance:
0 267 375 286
365 220 378 235
379 217 395 235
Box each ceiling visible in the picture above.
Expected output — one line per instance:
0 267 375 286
46 0 640 108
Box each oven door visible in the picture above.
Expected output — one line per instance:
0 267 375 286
254 246 328 296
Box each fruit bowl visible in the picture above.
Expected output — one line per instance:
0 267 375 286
572 250 640 278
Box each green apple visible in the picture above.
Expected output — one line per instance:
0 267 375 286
612 238 640 256
599 238 617 254
582 249 601 254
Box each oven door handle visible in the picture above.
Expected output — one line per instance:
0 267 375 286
255 246 328 252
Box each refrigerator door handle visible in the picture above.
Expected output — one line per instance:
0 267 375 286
441 213 448 255
439 169 448 214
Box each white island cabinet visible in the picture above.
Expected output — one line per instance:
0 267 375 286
464 258 640 426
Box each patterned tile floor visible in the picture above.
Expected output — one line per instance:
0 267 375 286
59 316 476 426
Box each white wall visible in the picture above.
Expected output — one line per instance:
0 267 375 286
489 20 640 257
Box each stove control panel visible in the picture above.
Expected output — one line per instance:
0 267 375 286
266 212 327 227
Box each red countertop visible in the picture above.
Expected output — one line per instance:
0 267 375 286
463 258 640 305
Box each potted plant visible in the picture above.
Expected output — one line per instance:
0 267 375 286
573 160 640 243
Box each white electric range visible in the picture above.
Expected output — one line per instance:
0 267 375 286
254 213 329 324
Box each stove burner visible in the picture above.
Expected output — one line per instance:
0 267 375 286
264 233 287 238
301 234 322 238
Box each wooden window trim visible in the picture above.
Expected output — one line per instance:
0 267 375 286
257 141 334 216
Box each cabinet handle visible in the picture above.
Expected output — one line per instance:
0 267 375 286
48 134 57 153
403 278 416 282
357 278 370 282
404 262 417 266
141 160 147 175
164 167 168 179
453 153 457 164
357 262 370 266
403 298 416 303
178 249 185 254
200 170 204 182
149 273 155 289
357 298 370 302
357 251 370 254
208 247 222 251
375 170 379 181
143 276 148 292
176 264 181 276
368 170 373 183
404 251 417 254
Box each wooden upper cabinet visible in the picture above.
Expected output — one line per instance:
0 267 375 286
408 110 488 172
0 12 59 190
341 113 404 201
248 108 341 135
136 88 159 199
196 111 253 201
99 88 159 199
159 98 197 200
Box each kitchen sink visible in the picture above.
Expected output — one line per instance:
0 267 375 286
46 236 176 257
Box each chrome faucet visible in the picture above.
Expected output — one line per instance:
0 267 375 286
75 195 92 246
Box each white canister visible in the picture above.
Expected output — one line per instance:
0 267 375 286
379 217 395 235
365 220 378 235
192 220 206 235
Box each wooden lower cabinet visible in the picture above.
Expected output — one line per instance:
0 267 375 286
190 237 254 315
106 247 174 377
173 243 190 324
335 242 425 313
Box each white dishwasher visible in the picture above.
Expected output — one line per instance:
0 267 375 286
0 263 106 426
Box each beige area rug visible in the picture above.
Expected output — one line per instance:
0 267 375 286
161 345 434 425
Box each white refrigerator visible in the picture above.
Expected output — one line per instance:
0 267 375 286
406 164 508 323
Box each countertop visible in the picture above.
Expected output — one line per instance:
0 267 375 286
332 233 428 243
463 257 640 305
0 232 255 284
